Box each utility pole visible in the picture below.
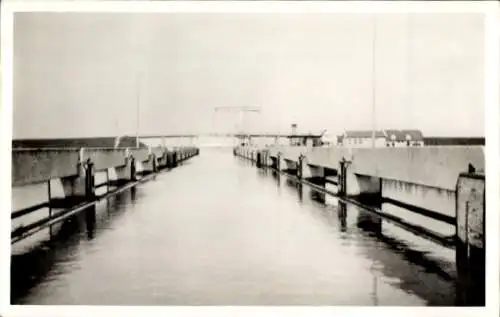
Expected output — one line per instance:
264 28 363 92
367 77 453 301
371 15 377 148
135 73 141 148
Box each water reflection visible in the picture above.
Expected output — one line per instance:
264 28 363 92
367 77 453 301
297 183 303 202
130 187 137 201
11 189 138 304
309 188 325 204
272 171 281 186
356 209 382 236
85 206 96 240
272 174 456 305
338 201 347 232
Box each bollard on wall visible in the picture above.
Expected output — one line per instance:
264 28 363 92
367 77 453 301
173 152 178 167
276 153 281 171
256 151 262 168
152 154 158 173
85 158 95 199
297 154 305 179
338 158 348 196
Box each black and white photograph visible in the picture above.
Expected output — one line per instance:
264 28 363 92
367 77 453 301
1 1 498 316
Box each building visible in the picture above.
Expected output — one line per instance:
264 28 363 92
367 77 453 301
337 129 424 148
288 123 325 147
288 134 324 147
384 129 424 147
401 130 424 147
337 130 387 148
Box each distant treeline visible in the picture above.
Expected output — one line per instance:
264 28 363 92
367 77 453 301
423 137 485 146
12 136 148 149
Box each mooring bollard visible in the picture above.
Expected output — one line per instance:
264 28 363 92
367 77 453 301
297 154 305 179
276 153 281 171
455 172 485 306
85 158 95 199
130 155 137 181
338 157 349 196
173 152 178 167
152 154 158 173
256 151 262 168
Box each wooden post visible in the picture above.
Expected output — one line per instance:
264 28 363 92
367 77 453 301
455 172 485 306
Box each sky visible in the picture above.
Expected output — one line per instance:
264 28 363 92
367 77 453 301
12 12 485 138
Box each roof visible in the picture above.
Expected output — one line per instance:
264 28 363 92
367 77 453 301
344 130 385 138
234 134 323 138
287 134 323 139
12 136 149 149
385 129 424 142
385 129 407 142
401 130 424 141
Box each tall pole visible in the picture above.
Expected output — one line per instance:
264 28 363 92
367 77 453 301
371 15 377 148
135 73 140 148
407 13 413 130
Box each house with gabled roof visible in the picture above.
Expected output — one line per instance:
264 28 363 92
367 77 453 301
385 129 424 147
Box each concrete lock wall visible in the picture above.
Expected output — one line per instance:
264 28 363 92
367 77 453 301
12 149 81 187
349 146 484 191
61 163 87 197
260 146 484 210
115 157 135 181
141 154 156 172
151 146 165 158
303 164 325 179
284 159 298 172
85 148 127 171
136 161 145 174
382 179 456 218
456 174 485 250
12 147 155 187
455 173 485 305
272 145 484 190
345 173 381 197
306 147 345 169
130 148 150 163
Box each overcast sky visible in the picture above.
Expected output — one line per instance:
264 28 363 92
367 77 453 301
13 12 484 138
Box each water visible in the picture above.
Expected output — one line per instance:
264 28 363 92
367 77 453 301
11 148 456 306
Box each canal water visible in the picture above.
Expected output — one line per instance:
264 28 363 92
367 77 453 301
11 147 456 306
